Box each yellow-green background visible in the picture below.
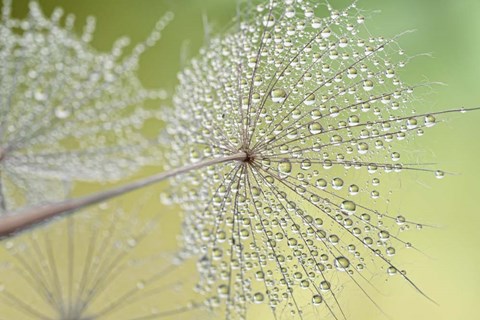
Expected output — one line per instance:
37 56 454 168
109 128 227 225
3 0 480 319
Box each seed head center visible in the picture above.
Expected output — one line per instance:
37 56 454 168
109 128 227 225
240 149 255 164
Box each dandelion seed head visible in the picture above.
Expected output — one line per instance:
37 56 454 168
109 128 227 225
0 0 172 211
164 0 451 318
0 202 203 319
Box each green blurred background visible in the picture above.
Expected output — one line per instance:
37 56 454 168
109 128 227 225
3 0 480 319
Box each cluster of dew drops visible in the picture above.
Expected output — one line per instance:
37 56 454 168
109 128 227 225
165 0 447 318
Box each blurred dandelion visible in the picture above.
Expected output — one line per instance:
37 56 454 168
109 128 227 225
0 0 171 212
0 201 204 319
162 0 477 319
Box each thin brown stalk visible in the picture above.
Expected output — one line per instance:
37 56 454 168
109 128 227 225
0 152 247 238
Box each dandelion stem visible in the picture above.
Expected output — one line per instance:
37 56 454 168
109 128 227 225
0 174 5 212
0 152 247 238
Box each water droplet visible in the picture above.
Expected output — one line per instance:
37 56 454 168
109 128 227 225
386 247 396 256
278 159 292 178
312 294 323 305
391 152 400 161
263 15 275 27
435 170 445 179
406 118 418 129
341 200 356 215
312 17 322 29
331 177 344 190
304 93 316 106
127 238 137 247
308 122 323 134
349 184 359 195
357 142 369 154
378 230 390 241
334 256 350 271
347 67 358 79
320 28 331 38
387 267 397 276
348 115 360 126
363 80 374 91
254 292 264 303
285 6 295 18
271 88 287 103
319 280 331 291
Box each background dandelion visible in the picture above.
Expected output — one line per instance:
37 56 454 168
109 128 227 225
0 0 479 320
0 199 207 319
0 0 171 212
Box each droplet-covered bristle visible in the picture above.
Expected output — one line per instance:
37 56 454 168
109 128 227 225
163 0 466 319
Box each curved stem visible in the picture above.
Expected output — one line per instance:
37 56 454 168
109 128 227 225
0 152 247 238
0 171 5 212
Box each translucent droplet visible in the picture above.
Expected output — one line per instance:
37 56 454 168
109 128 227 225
127 238 137 247
349 184 359 195
406 118 418 129
331 177 344 190
357 142 369 154
319 280 331 291
254 292 264 303
341 200 356 215
334 256 350 271
278 159 292 178
308 122 323 134
263 15 275 27
348 115 360 126
378 230 390 241
387 266 397 276
271 88 287 103
321 28 331 38
391 152 400 161
218 284 229 297
363 80 374 91
285 6 295 18
386 247 396 256
304 93 316 106
312 17 322 29
435 170 445 179
312 294 323 305
396 215 406 225
347 67 358 79
315 178 327 189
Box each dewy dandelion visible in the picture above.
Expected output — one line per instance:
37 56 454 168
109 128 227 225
162 0 477 319
0 0 171 212
0 203 204 319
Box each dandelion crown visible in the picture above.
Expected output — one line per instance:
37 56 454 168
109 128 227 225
163 0 474 318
